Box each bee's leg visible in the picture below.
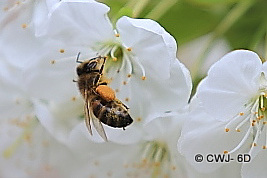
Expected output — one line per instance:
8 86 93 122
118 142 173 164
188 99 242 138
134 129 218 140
115 99 129 110
92 57 107 86
98 81 108 85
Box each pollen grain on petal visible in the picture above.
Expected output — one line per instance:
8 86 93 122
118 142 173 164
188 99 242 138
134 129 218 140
123 81 127 85
127 74 131 78
136 117 142 122
239 112 244 116
236 129 241 132
125 97 130 102
59 49 65 53
225 128 230 132
126 47 132 52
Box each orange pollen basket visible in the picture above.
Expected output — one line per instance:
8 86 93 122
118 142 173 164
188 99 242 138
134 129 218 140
96 85 116 102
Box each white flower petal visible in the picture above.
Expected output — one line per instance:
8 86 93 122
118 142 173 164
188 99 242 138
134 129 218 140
33 99 82 144
36 0 114 46
197 50 262 121
116 16 177 80
178 99 250 173
241 149 267 178
113 58 191 124
0 0 44 68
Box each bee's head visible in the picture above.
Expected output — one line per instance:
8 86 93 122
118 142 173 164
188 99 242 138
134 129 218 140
76 56 106 76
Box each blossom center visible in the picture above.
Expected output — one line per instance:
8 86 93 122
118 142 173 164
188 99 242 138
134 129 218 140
94 35 147 86
125 141 176 177
224 91 267 154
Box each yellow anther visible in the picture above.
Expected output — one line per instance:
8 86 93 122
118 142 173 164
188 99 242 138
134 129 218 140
225 128 230 132
239 112 244 116
236 129 241 132
59 49 65 53
71 96 76 101
252 122 255 126
261 107 266 111
253 143 257 147
141 76 146 80
21 24 27 28
3 7 9 11
154 162 160 167
260 115 264 119
126 47 132 52
115 33 120 37
223 150 229 154
263 146 267 149
137 117 142 122
254 111 258 114
263 121 267 125
127 74 131 78
112 57 117 61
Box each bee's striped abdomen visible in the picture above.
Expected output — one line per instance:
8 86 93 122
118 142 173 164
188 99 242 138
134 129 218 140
90 96 133 128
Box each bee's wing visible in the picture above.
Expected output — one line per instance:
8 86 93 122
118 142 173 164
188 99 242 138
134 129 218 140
84 90 92 135
89 107 108 142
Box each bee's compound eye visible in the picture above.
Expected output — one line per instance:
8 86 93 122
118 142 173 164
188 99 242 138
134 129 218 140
77 67 83 76
86 61 97 72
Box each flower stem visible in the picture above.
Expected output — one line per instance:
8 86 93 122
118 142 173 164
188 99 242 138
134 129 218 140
132 0 151 18
249 22 265 51
145 0 178 20
265 23 267 60
191 0 255 81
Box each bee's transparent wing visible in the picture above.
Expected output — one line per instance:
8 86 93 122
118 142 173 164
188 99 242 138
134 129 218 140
84 90 92 135
89 107 108 142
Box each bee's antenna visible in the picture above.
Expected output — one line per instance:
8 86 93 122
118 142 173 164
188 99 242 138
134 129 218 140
76 52 82 63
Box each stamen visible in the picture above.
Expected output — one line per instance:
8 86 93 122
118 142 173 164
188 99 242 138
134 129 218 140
228 124 253 154
249 123 262 154
115 33 120 37
236 113 254 131
110 45 118 60
133 58 146 79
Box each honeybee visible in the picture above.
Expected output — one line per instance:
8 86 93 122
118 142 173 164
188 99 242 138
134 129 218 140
75 53 133 141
